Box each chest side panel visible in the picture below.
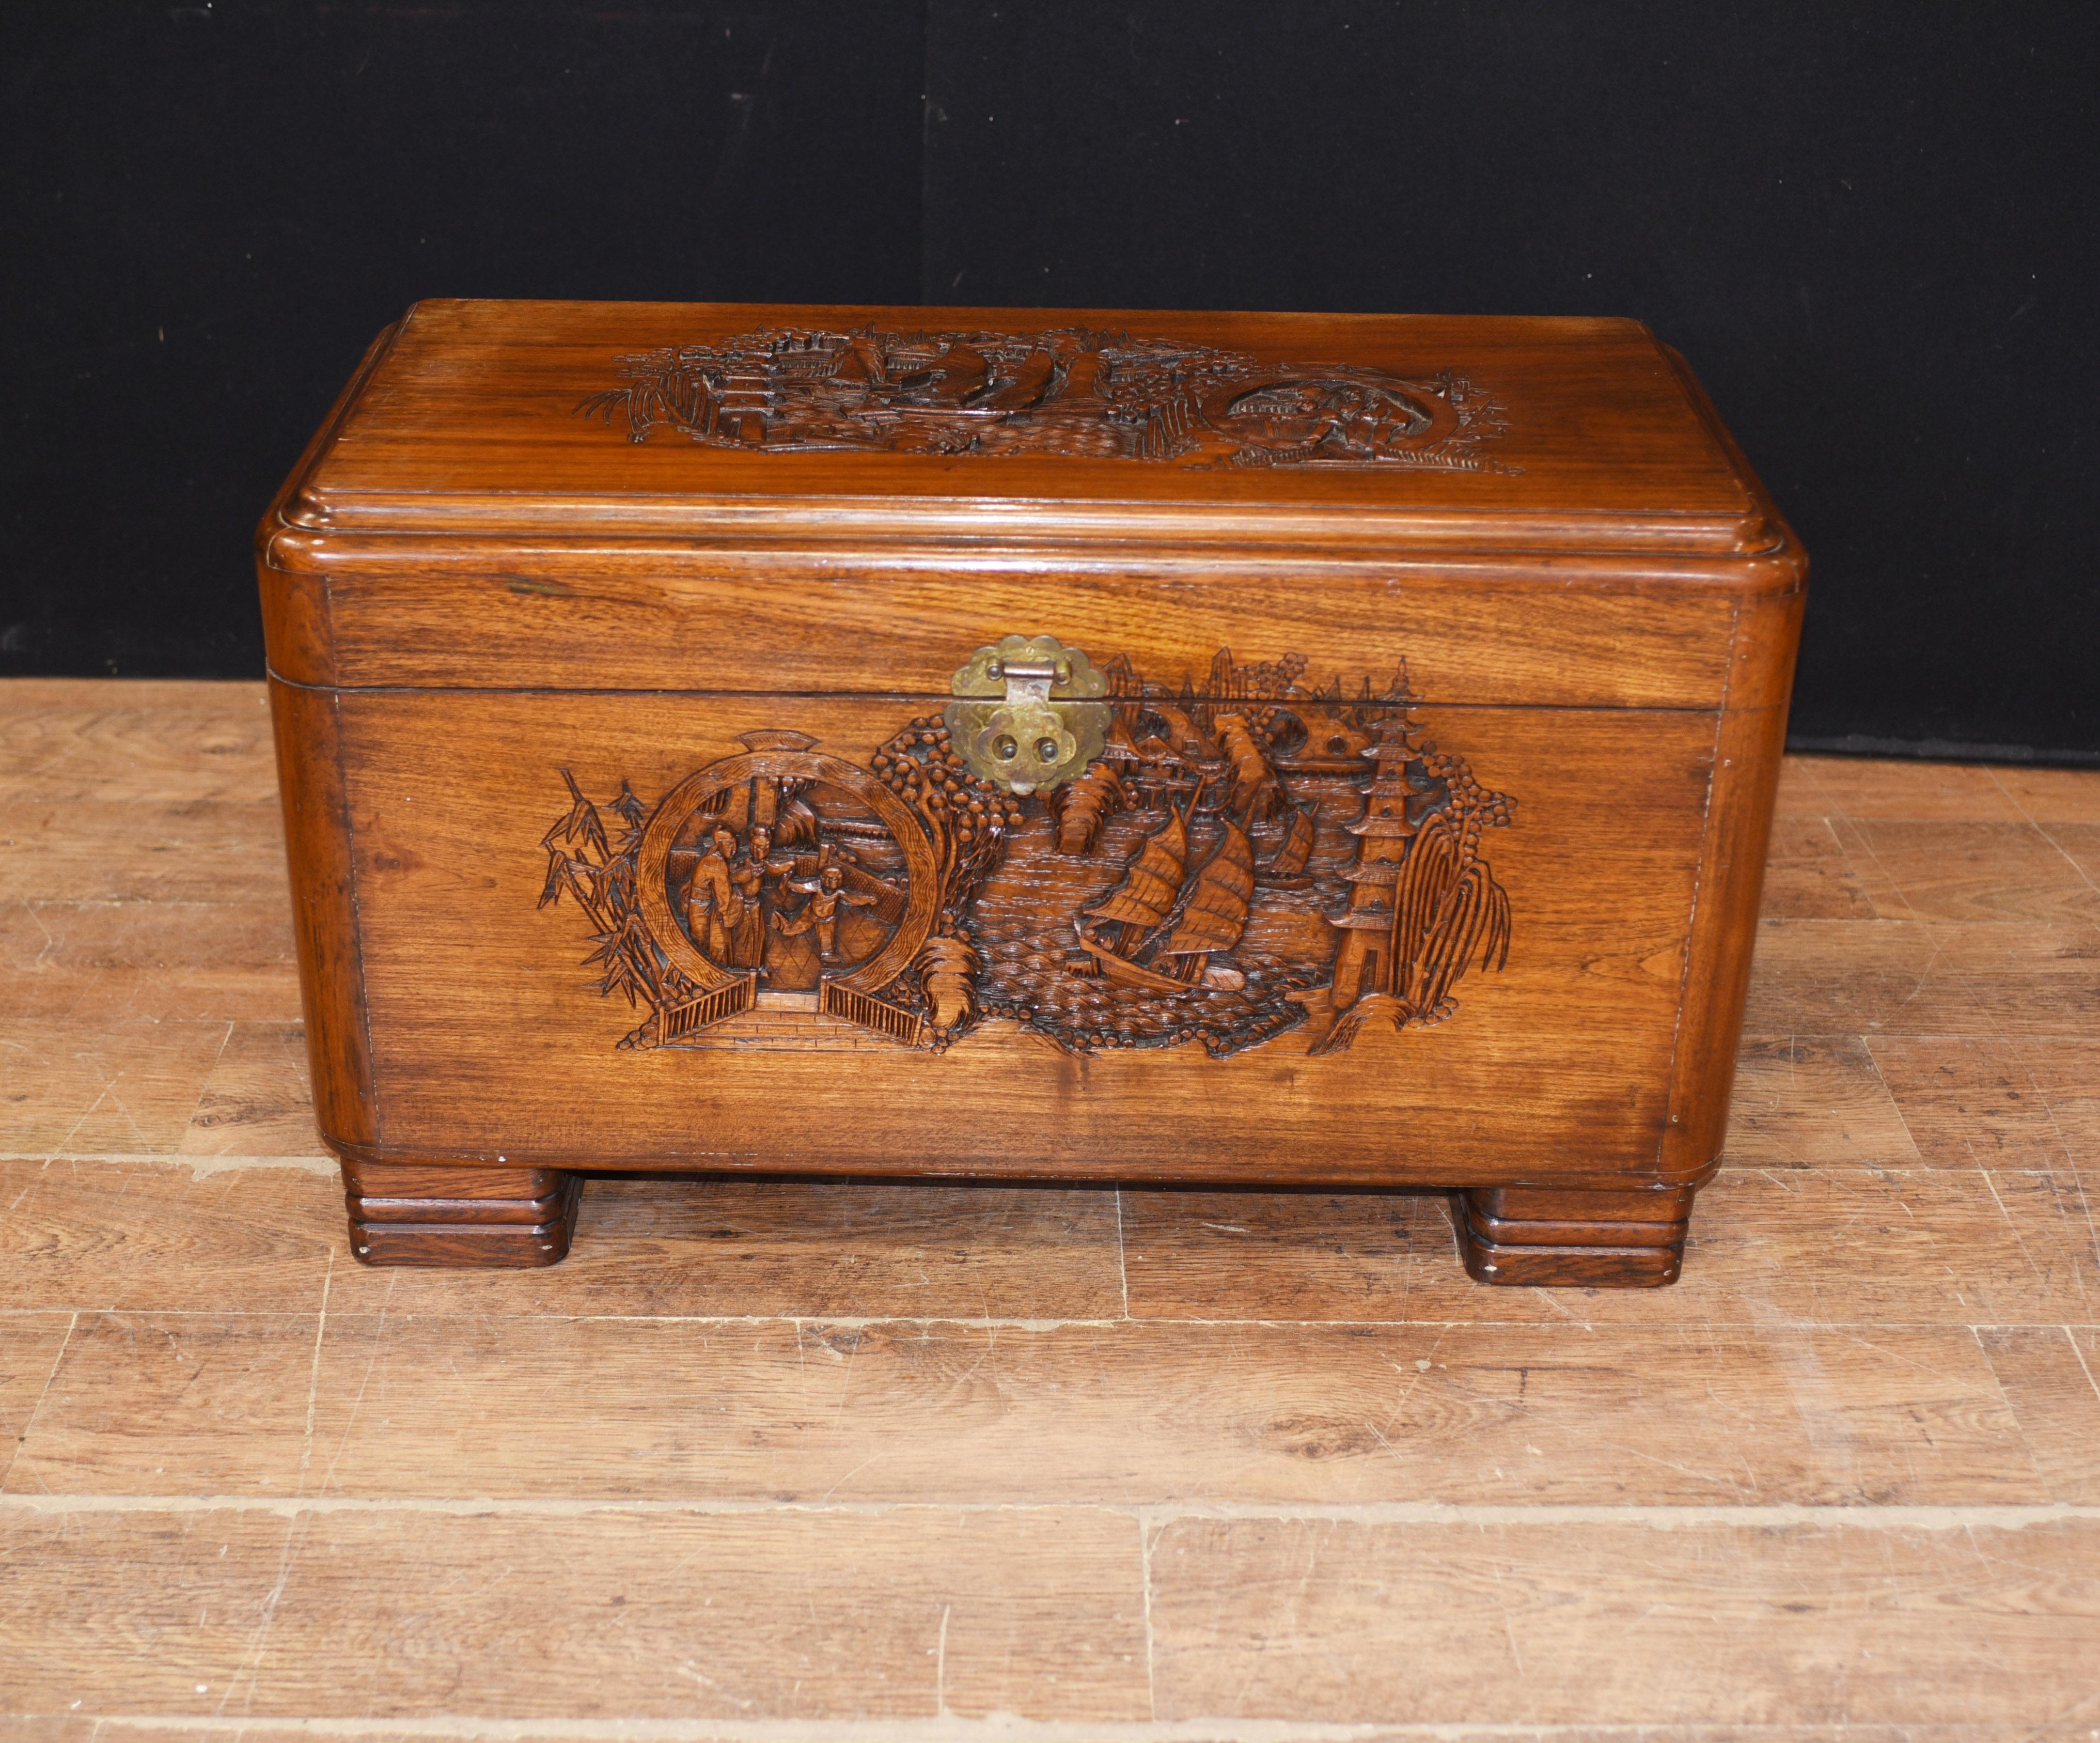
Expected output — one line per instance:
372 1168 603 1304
333 678 1717 1185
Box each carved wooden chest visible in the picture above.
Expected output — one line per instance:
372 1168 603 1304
259 300 1804 1286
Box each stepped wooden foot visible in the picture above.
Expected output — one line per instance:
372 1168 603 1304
1454 1184 1697 1288
341 1156 582 1268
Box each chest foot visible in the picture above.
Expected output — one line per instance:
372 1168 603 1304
1454 1184 1697 1287
340 1155 582 1267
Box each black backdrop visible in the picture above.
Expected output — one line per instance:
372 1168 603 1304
5 2 2096 760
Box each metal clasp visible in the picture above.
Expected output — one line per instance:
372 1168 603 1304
945 634 1110 795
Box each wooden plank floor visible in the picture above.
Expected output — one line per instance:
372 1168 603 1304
3 678 2098 1740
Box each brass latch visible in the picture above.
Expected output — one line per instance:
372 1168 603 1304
945 634 1110 795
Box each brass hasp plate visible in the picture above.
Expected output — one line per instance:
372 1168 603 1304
945 634 1110 795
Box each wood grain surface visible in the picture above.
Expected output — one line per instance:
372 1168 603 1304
5 680 2099 1733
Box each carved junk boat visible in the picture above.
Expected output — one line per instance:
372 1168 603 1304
1076 802 1257 994
1258 802 1317 888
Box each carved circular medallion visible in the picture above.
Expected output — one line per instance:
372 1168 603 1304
636 744 941 999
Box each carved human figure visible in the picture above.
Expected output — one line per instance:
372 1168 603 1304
726 825 798 969
683 826 742 961
771 862 881 962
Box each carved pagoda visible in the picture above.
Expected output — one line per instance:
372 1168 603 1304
1329 712 1427 1009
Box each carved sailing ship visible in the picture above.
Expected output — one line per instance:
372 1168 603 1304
1258 802 1318 888
1075 795 1258 994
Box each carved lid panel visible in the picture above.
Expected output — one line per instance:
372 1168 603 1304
275 299 1783 558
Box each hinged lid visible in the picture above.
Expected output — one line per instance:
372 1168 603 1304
274 299 1781 558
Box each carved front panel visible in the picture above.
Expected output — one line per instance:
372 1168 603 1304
541 649 1515 1060
578 326 1515 472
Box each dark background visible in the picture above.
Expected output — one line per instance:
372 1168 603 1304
4 2 2095 760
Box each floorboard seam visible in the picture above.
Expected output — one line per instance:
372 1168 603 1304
1136 1513 1157 1721
3 1308 2100 1330
6 1495 2097 1528
0 1720 1744 1741
0 1152 339 1175
7 1716 2093 1740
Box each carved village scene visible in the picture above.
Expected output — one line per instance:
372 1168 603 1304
576 323 1515 472
541 650 1517 1061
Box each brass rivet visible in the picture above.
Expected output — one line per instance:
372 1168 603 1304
1035 738 1060 763
995 735 1018 760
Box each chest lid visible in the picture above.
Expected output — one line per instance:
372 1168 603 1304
276 299 1781 557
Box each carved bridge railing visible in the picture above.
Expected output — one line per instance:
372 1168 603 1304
820 981 926 1048
651 975 758 1045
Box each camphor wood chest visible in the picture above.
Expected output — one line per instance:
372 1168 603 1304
258 300 1805 1285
